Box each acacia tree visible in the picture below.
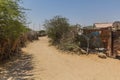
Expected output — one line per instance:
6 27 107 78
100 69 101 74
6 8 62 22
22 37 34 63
0 0 28 60
0 0 27 40
44 16 70 45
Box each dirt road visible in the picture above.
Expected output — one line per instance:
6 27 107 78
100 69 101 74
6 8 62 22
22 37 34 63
22 37 120 80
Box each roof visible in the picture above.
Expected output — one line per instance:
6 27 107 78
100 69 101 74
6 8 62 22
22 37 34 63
94 23 113 29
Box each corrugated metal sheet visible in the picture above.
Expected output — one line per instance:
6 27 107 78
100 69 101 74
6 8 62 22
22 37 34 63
94 23 113 29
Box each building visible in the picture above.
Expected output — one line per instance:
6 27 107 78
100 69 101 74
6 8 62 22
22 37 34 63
94 23 113 29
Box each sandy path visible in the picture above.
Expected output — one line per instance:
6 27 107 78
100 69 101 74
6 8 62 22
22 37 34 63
22 37 120 80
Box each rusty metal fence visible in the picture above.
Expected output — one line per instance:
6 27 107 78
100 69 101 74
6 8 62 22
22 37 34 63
80 28 120 57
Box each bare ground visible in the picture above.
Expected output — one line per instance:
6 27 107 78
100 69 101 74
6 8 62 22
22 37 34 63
0 53 33 80
22 37 120 80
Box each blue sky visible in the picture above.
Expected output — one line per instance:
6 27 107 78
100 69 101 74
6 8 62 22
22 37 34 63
22 0 120 30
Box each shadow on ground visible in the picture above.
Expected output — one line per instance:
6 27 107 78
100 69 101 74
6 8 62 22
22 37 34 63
0 53 34 80
116 56 120 60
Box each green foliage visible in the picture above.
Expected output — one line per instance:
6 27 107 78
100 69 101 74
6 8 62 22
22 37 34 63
58 30 81 52
44 16 70 45
83 25 94 29
44 16 82 52
39 30 46 36
0 0 27 41
0 0 28 61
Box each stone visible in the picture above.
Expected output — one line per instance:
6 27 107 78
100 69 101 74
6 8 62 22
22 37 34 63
98 52 107 59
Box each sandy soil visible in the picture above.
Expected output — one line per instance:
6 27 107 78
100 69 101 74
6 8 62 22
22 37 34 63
22 37 120 80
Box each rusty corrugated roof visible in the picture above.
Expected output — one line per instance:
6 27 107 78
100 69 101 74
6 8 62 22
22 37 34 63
94 23 113 29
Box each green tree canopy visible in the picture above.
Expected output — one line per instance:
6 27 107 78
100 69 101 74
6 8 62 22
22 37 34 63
0 0 27 40
44 16 70 44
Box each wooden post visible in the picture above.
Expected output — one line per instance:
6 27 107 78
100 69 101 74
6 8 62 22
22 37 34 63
107 29 113 57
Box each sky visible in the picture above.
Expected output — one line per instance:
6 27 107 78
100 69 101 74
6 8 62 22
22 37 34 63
22 0 120 30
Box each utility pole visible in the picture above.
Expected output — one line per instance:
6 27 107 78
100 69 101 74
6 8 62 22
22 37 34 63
39 24 41 31
33 23 35 31
27 23 29 29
